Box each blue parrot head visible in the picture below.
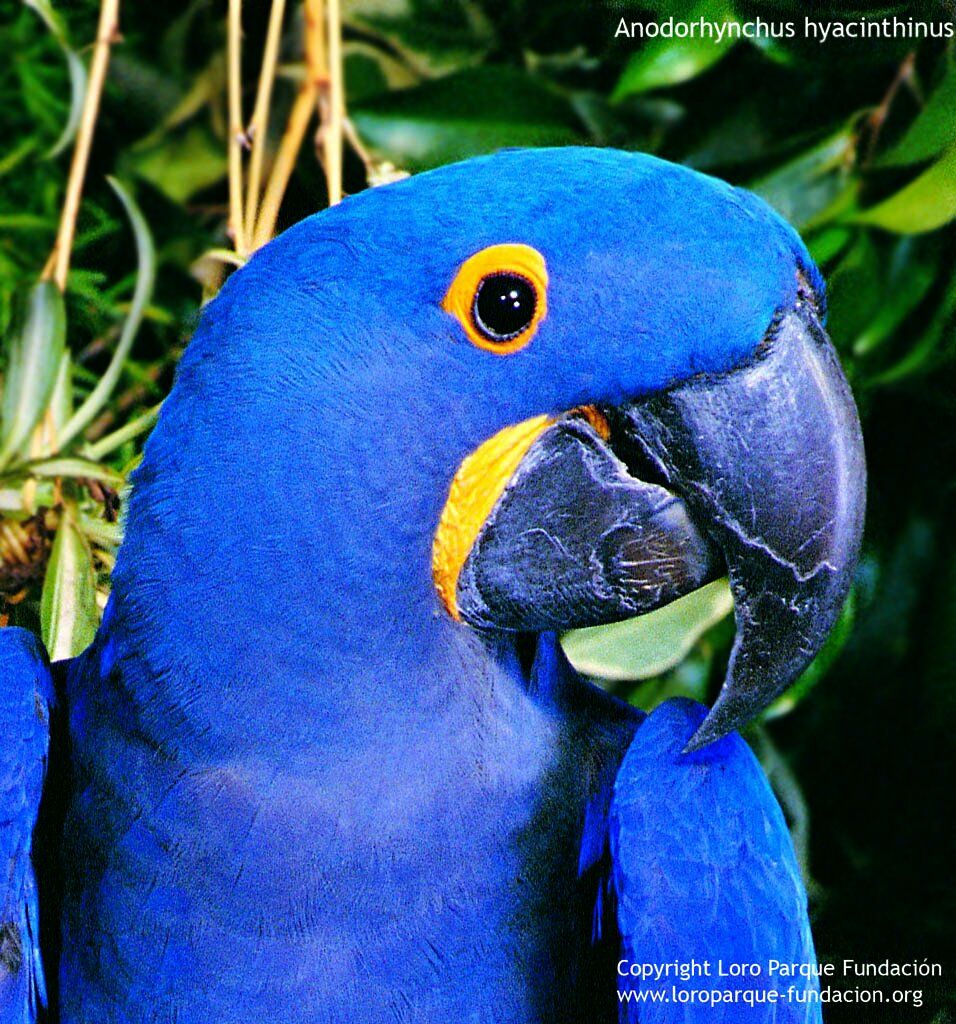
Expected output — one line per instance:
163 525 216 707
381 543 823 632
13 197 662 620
116 147 865 747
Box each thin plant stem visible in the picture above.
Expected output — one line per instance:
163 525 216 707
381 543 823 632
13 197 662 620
244 0 288 232
251 0 327 247
252 82 317 248
43 0 121 292
227 0 247 256
342 115 374 178
84 402 161 461
304 0 328 90
325 0 344 205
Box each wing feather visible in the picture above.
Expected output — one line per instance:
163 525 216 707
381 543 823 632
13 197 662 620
609 699 821 1023
0 628 53 1024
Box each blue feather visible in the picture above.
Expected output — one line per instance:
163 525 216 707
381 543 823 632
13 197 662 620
0 628 53 1024
610 700 821 1023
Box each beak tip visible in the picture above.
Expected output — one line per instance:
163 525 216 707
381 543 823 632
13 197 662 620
681 701 740 753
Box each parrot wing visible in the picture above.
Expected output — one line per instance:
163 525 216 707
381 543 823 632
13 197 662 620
607 699 822 1024
0 628 53 1024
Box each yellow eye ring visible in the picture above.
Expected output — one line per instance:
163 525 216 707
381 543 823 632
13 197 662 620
442 243 548 355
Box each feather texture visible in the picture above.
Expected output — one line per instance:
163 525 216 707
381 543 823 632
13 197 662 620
610 700 821 1023
0 628 53 1024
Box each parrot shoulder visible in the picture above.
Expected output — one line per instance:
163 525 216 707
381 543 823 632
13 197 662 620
0 627 53 1024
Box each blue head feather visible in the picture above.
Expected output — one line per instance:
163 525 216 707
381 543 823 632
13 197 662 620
100 148 817 747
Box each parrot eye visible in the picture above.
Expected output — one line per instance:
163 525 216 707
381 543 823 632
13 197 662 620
472 274 537 343
442 243 548 354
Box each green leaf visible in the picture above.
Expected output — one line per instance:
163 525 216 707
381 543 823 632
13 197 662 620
868 270 956 386
824 233 882 353
345 0 494 77
852 239 938 355
879 63 956 167
23 0 88 158
561 579 734 681
127 124 227 203
853 146 956 234
0 279 66 468
352 68 582 172
47 45 87 159
612 0 740 99
807 226 853 265
752 129 858 230
40 508 98 661
22 0 67 40
57 178 156 449
18 456 125 488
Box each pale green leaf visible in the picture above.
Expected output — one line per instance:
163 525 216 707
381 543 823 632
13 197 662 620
561 579 734 681
57 178 156 448
22 456 125 488
23 0 88 158
0 280 66 468
752 129 858 230
47 46 88 159
128 124 227 203
854 146 956 234
879 63 956 167
40 510 98 661
613 0 739 99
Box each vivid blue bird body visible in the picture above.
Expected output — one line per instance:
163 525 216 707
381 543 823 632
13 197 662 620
0 629 51 1024
1 148 866 1023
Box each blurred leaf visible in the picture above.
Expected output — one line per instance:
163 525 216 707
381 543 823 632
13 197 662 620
0 279 66 468
47 46 87 159
879 63 956 167
765 589 856 719
47 349 72 434
869 270 956 385
613 0 740 99
854 146 956 234
352 68 582 171
825 233 882 350
807 226 853 265
127 124 227 203
345 0 494 77
24 0 88 160
21 456 125 488
40 507 97 660
561 579 734 681
752 129 858 229
345 44 417 103
853 239 938 355
0 138 37 179
132 51 224 142
58 178 156 449
22 0 67 37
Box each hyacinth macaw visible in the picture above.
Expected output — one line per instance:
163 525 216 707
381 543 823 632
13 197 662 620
0 147 866 1023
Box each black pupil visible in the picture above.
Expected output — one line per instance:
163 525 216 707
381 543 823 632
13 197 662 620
472 273 536 342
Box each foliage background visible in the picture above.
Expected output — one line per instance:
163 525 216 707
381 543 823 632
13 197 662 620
1 0 954 1019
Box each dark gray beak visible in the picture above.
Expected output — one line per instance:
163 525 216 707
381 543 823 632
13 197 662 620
617 299 866 749
455 296 866 749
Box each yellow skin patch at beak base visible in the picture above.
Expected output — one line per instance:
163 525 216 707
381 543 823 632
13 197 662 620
431 406 610 621
432 415 554 620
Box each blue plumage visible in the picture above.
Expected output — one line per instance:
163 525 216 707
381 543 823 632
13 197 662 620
611 700 821 1022
4 148 849 1022
0 629 52 1024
